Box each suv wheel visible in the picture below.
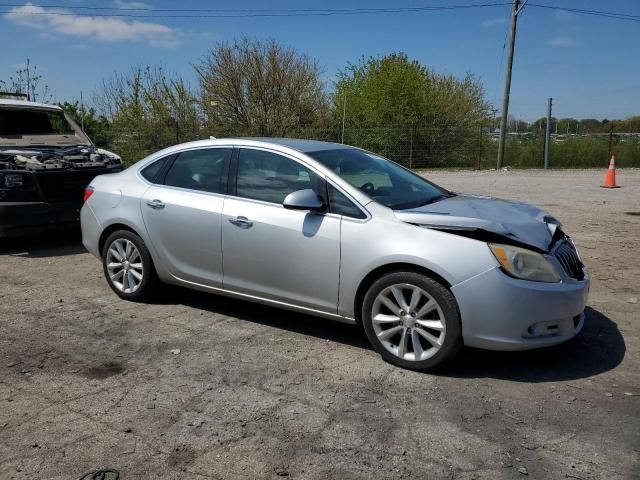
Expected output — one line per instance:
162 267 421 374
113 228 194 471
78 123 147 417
102 230 157 301
362 271 462 371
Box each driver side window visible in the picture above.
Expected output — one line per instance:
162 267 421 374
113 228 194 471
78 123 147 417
236 149 323 204
313 150 392 193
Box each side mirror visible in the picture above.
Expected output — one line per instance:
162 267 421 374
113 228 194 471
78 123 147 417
283 189 325 212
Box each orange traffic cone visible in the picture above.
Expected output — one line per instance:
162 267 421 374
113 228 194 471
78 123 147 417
601 155 620 188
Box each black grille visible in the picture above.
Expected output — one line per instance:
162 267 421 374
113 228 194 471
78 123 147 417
555 241 584 280
35 169 106 202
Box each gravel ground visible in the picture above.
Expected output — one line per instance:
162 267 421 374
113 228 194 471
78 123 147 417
1 169 638 480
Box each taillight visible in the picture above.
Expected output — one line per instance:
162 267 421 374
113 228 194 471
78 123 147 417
83 186 95 202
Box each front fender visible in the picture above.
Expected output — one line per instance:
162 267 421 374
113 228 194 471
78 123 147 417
337 211 497 319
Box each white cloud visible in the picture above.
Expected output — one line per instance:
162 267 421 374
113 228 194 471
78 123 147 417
113 0 152 9
549 35 579 47
481 17 507 28
4 3 179 48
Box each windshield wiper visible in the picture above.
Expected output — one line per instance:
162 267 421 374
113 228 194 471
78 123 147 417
390 195 446 210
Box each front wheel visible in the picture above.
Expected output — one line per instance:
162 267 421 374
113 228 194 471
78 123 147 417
362 271 462 371
101 230 158 301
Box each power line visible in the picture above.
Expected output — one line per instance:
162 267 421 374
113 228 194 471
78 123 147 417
0 2 511 12
491 21 510 110
528 4 640 23
0 1 637 22
0 2 512 14
1 2 637 22
0 2 513 18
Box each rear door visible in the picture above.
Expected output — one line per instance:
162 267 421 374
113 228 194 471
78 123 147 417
221 147 341 314
140 147 231 287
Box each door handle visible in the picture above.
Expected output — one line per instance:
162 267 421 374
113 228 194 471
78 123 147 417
228 216 253 229
146 199 165 210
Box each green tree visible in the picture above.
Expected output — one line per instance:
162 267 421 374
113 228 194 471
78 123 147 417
96 66 202 165
57 101 113 148
333 53 490 167
558 118 579 135
609 116 640 133
195 36 329 137
578 118 601 133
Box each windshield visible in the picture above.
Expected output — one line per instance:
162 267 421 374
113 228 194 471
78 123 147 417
0 108 75 136
307 148 450 210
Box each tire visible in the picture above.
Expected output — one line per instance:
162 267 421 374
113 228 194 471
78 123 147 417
361 271 462 371
101 229 158 302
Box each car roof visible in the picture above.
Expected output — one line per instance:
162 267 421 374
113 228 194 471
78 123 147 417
150 138 351 158
0 99 62 111
241 138 345 153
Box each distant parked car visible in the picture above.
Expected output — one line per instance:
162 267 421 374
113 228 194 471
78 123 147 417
81 138 589 370
0 99 122 238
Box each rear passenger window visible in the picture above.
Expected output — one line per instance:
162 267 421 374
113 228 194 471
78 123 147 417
236 149 323 204
328 184 366 219
164 148 230 194
140 156 168 183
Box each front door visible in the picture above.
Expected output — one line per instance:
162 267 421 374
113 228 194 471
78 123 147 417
221 148 341 314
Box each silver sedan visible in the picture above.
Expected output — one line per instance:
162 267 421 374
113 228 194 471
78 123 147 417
81 139 589 370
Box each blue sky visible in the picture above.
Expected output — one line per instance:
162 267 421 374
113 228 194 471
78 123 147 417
1 0 638 121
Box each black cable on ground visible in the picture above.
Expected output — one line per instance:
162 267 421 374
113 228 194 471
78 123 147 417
78 469 119 480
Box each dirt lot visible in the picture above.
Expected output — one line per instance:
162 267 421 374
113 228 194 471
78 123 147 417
1 169 638 479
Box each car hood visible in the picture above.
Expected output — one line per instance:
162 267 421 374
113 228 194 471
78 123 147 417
394 194 561 252
0 134 92 148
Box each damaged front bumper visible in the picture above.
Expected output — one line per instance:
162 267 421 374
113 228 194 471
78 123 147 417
452 266 590 351
0 200 81 238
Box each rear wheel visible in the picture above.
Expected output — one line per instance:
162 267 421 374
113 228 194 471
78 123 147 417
102 230 157 301
362 271 462 371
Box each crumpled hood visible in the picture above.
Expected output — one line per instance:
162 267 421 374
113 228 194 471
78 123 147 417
394 194 560 252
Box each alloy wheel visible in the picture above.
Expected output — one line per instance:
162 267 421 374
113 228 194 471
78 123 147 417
105 238 144 293
371 283 446 361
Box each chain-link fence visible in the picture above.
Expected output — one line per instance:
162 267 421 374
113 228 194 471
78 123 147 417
287 124 487 169
106 121 640 169
284 125 640 169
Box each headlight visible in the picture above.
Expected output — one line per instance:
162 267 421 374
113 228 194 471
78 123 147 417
489 243 561 283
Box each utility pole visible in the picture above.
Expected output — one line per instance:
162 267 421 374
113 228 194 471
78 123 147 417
544 98 552 169
497 0 527 169
26 58 31 101
341 92 347 144
80 90 85 130
477 124 483 170
408 122 414 169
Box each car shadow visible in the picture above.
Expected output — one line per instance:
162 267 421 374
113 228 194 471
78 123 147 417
155 288 624 382
155 286 371 350
0 230 87 258
439 307 625 382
